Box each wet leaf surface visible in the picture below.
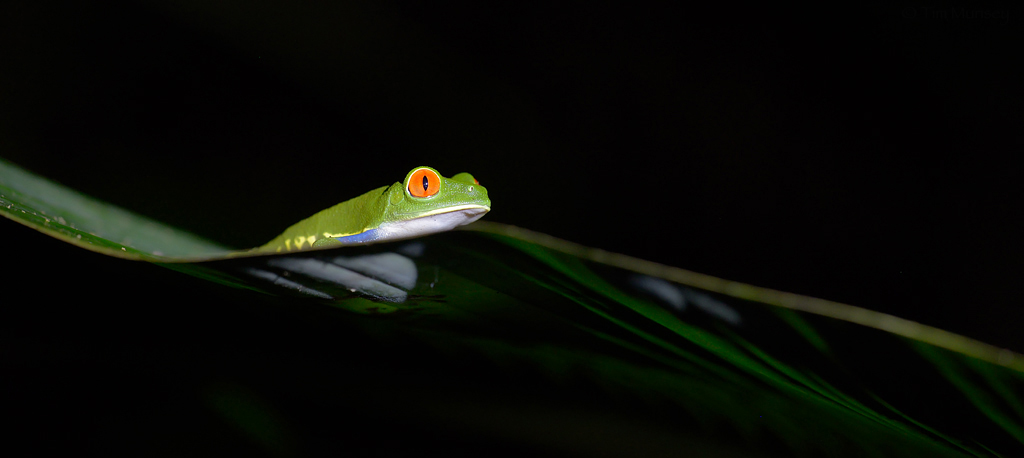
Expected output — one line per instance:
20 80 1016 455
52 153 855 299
3 158 1022 457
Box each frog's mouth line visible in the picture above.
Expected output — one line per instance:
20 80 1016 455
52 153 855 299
397 204 491 219
379 205 490 241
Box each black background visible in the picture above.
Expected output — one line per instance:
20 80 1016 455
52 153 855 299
3 2 1023 455
2 3 1021 357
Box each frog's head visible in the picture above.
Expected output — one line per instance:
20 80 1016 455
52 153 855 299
377 166 490 238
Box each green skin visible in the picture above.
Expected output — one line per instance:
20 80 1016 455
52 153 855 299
257 166 490 252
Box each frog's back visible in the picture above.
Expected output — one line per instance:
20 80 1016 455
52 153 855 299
257 185 389 253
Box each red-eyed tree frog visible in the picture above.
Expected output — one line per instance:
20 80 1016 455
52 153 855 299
257 166 490 252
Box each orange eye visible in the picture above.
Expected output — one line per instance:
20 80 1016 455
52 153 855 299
408 168 441 198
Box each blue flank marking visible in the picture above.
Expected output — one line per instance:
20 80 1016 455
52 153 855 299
333 228 381 245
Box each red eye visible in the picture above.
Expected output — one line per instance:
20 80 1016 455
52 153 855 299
408 168 440 197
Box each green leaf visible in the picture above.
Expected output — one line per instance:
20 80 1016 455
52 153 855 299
2 157 1022 457
0 158 232 260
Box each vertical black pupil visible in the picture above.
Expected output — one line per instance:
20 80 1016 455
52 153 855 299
422 175 429 191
